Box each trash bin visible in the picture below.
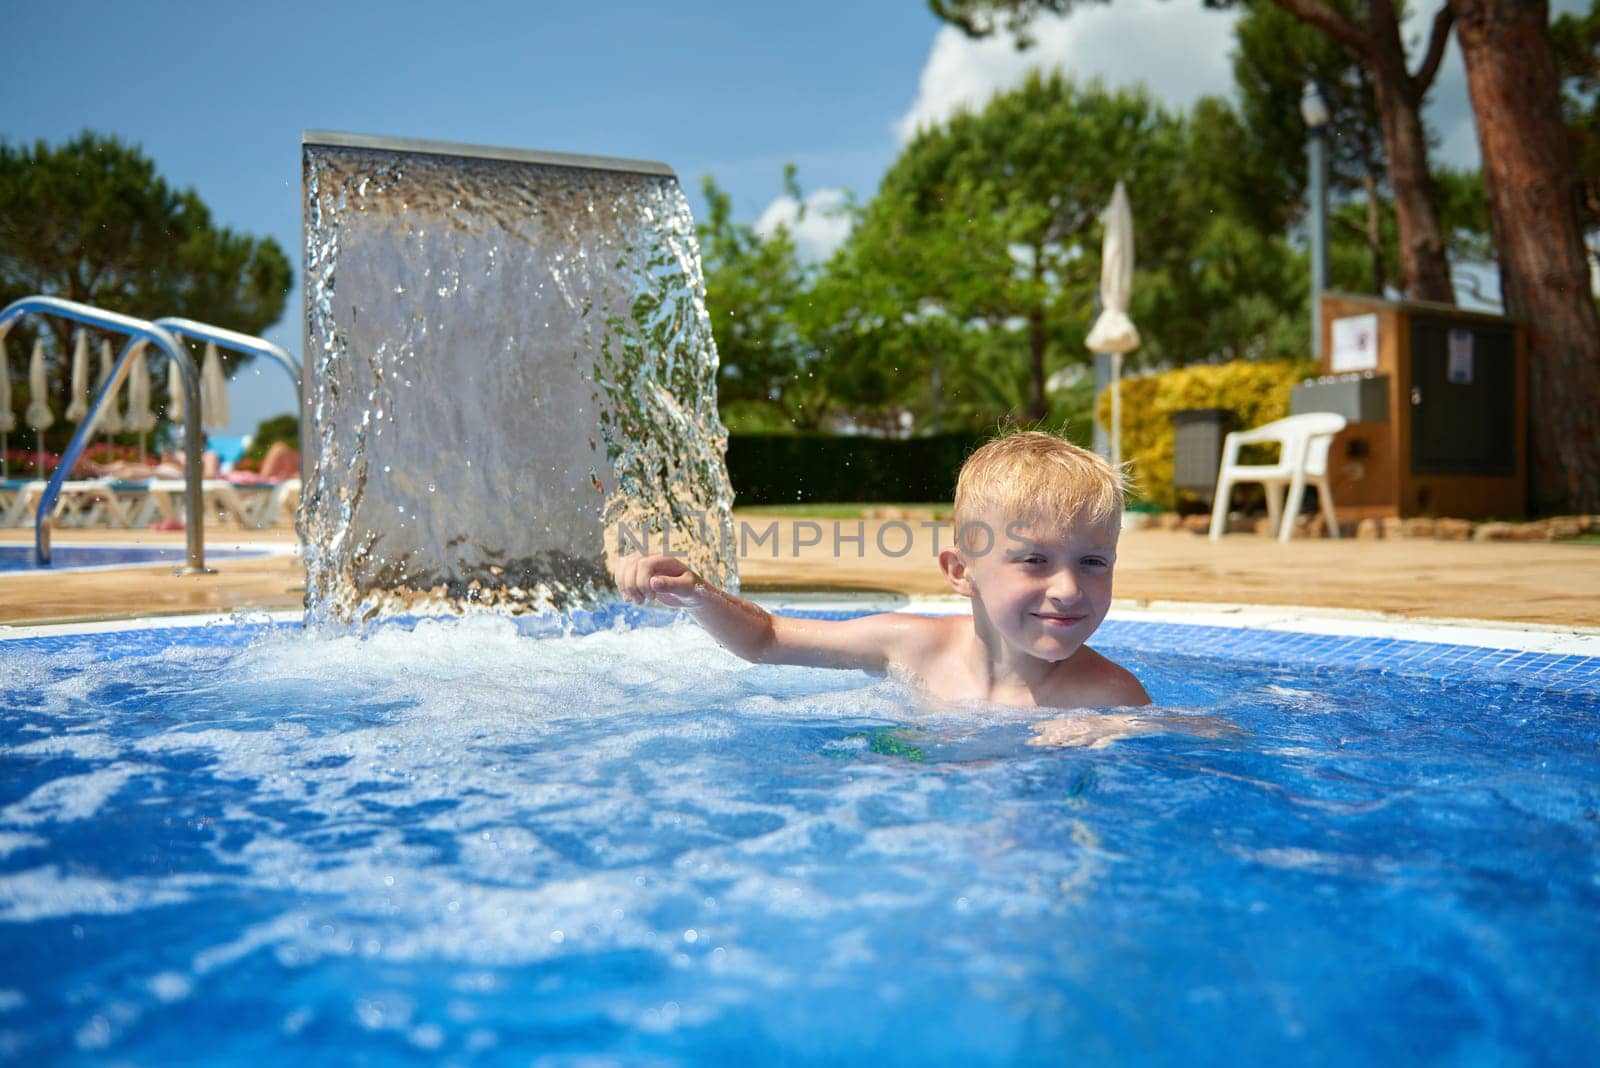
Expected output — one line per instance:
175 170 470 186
1172 408 1233 507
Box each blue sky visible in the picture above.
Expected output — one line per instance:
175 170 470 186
2 0 1515 438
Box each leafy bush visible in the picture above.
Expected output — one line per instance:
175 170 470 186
1096 360 1315 508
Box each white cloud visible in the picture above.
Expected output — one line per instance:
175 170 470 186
753 187 854 263
895 0 1240 141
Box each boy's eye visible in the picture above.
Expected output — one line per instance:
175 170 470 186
1081 556 1110 568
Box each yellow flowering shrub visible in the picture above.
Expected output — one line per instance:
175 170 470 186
1096 360 1316 508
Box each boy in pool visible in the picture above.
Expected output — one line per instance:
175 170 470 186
614 430 1151 713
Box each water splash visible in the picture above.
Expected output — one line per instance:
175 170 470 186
301 137 735 628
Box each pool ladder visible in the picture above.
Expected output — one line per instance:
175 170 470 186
0 296 301 569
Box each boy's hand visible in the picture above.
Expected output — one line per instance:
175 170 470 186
613 553 707 608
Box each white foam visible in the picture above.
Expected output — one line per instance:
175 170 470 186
0 833 44 860
1 767 139 827
0 866 192 922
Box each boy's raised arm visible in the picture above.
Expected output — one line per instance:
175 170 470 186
612 554 923 672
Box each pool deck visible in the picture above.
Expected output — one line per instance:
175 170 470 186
1 512 1596 631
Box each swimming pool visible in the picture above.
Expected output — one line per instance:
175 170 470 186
0 545 271 573
1 605 1596 1063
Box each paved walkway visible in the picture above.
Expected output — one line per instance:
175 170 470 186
2 514 1596 629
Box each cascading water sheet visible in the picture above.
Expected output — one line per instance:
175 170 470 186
301 133 735 626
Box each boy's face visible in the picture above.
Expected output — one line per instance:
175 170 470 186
946 507 1119 664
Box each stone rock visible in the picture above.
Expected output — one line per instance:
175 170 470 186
1380 516 1406 540
1402 518 1435 538
1253 516 1277 536
1547 517 1582 540
1509 520 1550 541
1155 512 1185 531
1180 514 1213 534
1355 518 1382 539
1434 518 1474 540
1473 522 1516 541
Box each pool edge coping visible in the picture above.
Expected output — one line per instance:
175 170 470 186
2 596 1596 658
0 540 297 577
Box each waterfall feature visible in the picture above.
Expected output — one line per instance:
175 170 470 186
300 132 736 626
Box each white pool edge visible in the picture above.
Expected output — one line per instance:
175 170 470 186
2 596 1595 658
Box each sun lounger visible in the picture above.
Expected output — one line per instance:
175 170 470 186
0 478 138 528
131 478 257 529
0 479 41 527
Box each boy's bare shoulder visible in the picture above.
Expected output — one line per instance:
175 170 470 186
1054 646 1151 708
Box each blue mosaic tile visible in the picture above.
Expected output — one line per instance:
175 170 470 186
865 612 1599 697
4 608 1596 698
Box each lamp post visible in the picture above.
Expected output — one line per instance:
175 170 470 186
1301 78 1330 363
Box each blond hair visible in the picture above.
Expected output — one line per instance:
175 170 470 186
953 430 1125 541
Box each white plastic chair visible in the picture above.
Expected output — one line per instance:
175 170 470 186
1208 412 1348 542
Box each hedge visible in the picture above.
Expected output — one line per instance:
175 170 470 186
726 432 989 505
1095 360 1316 509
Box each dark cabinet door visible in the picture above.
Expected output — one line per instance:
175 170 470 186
1408 316 1517 476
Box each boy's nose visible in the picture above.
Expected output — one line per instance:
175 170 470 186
1046 567 1080 602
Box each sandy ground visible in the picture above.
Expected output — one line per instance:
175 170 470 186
1 513 1597 629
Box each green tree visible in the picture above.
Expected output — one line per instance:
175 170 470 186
933 0 1600 511
0 131 291 442
848 74 1192 421
1231 1 1493 297
697 173 822 430
1551 0 1599 234
836 75 1308 433
932 0 1460 303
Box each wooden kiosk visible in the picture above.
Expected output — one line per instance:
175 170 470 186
1293 293 1527 520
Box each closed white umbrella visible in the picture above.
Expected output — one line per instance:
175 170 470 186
94 338 125 435
65 330 91 422
201 340 230 430
1085 181 1140 475
26 338 55 475
0 324 14 478
123 341 156 464
167 351 184 422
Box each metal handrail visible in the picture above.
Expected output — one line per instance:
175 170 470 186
0 296 206 572
153 317 301 397
154 317 304 484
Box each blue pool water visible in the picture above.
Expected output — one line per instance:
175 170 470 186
0 546 268 573
1 610 1596 1064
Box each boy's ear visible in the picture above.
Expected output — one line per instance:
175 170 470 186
939 546 975 598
